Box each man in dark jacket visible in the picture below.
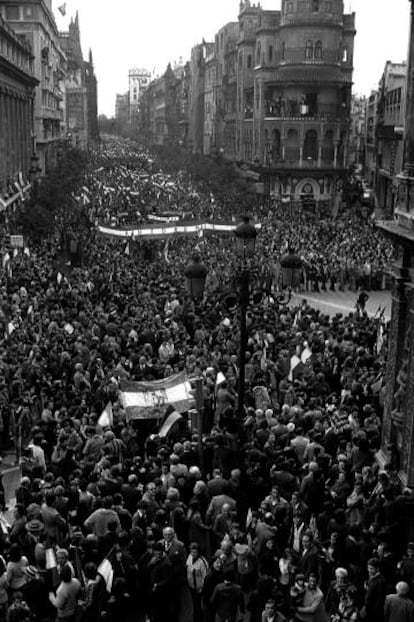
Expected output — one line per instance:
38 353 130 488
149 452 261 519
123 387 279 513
149 542 173 622
363 557 387 622
384 582 414 622
210 571 245 622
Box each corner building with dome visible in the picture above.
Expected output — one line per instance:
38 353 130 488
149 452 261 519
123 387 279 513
236 0 355 208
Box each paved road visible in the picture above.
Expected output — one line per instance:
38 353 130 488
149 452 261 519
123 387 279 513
290 288 391 320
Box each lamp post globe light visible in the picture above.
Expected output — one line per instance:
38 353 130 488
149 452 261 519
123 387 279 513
184 254 208 301
234 215 257 263
280 248 303 289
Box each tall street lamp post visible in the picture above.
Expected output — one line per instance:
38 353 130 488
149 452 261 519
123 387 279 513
234 216 257 416
184 219 302 420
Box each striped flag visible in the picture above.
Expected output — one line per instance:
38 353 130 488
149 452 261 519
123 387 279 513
120 372 193 420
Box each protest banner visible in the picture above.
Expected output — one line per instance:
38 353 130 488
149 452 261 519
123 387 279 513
119 371 194 420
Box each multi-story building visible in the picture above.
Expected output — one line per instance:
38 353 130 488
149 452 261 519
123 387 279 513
1 0 67 175
59 13 99 150
375 61 407 216
0 15 38 205
204 46 216 154
176 61 191 145
115 91 129 131
188 42 214 154
349 94 366 168
215 22 239 160
140 63 182 146
237 0 355 205
129 67 151 128
365 90 378 188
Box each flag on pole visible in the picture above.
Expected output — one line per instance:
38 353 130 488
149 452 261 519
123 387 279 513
288 354 301 381
163 239 170 263
58 3 66 15
215 372 226 387
98 545 117 593
301 342 312 364
98 402 113 428
260 341 268 372
159 410 182 438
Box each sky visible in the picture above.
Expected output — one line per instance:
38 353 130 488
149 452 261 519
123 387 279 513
52 0 410 117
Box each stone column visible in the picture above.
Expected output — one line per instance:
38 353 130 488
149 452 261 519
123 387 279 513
401 283 414 485
404 0 414 174
334 143 338 167
378 247 412 468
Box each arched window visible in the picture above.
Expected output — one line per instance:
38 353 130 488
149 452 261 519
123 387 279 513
305 40 313 60
286 129 300 161
281 41 285 61
247 54 252 69
314 41 322 60
256 42 261 65
322 130 334 163
268 45 273 63
303 129 318 161
272 129 281 161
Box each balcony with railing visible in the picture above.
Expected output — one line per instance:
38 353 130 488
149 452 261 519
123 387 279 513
264 98 347 122
274 48 342 66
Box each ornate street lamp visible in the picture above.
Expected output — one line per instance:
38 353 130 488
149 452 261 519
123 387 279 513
184 254 208 301
234 216 258 417
280 248 303 289
234 216 257 263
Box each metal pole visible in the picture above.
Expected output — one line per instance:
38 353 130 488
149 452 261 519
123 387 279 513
237 268 249 417
194 378 204 471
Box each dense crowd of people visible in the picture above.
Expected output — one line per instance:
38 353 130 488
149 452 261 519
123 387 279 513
0 138 410 622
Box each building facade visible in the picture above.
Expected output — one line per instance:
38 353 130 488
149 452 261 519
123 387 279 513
129 67 151 129
137 0 356 207
0 15 38 205
237 0 355 205
375 61 406 217
1 0 67 174
349 94 366 168
59 14 99 150
364 90 378 188
215 22 239 160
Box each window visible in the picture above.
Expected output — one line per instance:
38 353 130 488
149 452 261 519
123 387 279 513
342 47 348 62
287 2 293 13
305 40 313 60
326 1 332 12
256 42 261 65
281 41 285 61
314 41 322 60
6 6 19 19
312 0 319 11
268 45 273 63
23 6 36 18
247 54 252 69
